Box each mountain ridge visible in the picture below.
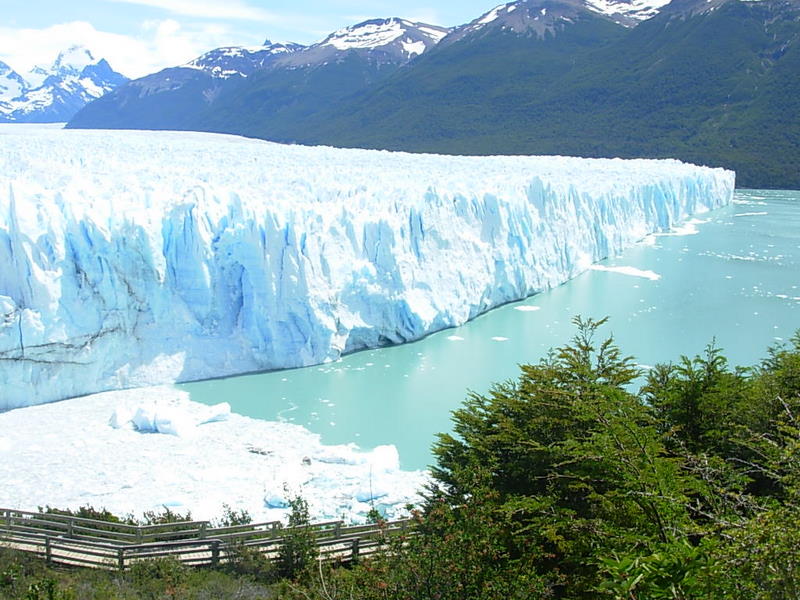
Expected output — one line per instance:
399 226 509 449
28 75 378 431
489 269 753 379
0 46 127 123
67 17 450 132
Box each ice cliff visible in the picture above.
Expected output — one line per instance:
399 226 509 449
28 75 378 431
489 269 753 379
0 125 735 409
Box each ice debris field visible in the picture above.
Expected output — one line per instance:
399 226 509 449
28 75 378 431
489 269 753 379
0 126 735 409
0 386 428 523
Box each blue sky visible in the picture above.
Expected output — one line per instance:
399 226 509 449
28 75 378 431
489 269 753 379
0 1 497 78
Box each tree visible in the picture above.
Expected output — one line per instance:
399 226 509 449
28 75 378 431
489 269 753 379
431 317 701 598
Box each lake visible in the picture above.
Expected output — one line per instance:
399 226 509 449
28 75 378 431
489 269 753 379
181 189 800 470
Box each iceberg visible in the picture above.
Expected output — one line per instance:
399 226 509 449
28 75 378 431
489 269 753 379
0 125 735 409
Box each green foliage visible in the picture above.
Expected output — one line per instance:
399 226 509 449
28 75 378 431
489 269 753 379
23 578 74 600
40 505 134 525
432 317 703 596
429 317 800 598
276 494 318 581
284 492 549 600
139 506 192 526
223 543 277 584
127 557 188 599
597 540 724 599
214 503 253 528
364 506 383 525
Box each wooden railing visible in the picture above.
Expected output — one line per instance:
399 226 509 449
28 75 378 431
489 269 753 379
0 508 411 570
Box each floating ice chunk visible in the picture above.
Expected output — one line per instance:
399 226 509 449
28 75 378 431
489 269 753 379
492 337 509 342
447 335 465 341
590 265 662 281
734 212 768 217
514 305 541 312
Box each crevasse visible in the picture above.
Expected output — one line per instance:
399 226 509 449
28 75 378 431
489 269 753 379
0 126 735 409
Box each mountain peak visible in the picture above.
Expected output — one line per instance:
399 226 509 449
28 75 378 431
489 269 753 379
319 17 450 54
184 41 305 78
53 46 97 73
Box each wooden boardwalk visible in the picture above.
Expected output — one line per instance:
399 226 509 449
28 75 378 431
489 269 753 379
0 508 411 570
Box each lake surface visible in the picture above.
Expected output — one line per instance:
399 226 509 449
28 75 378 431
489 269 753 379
181 189 800 470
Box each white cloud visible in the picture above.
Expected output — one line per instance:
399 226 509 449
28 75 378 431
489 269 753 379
0 20 248 79
103 0 277 22
406 9 442 25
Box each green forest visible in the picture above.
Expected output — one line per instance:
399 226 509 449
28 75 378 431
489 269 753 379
2 317 799 599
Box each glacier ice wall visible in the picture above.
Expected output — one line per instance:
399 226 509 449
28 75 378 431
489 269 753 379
0 125 735 409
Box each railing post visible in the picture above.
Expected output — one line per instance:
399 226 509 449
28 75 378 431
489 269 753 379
136 527 143 543
7 510 13 531
199 523 207 540
45 537 52 565
351 538 360 564
333 521 341 539
117 548 125 571
67 519 75 538
211 540 220 567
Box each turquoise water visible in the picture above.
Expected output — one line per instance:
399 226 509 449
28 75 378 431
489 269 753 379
181 190 800 470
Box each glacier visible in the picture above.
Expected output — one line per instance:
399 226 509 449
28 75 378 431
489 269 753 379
0 125 735 409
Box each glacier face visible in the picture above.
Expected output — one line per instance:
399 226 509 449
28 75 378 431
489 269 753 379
0 125 735 409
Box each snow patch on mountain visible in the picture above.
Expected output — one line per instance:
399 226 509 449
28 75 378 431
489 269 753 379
0 126 734 409
323 19 409 50
478 3 514 24
0 62 27 102
585 0 673 21
301 17 450 62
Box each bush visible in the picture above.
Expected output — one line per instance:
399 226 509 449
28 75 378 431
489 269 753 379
276 495 317 581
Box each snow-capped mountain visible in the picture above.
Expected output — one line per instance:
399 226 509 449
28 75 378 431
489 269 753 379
451 0 669 39
0 46 127 123
276 18 451 67
183 40 305 79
